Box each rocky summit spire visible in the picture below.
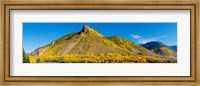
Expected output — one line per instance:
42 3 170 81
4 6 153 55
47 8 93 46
81 25 91 33
78 25 104 38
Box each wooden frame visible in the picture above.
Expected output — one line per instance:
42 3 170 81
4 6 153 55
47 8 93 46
0 0 199 86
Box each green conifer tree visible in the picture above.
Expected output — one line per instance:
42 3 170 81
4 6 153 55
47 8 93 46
23 48 30 63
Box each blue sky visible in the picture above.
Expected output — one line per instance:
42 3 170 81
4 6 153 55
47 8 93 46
23 23 177 53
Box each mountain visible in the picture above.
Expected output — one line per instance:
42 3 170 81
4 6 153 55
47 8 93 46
30 25 130 57
141 41 176 58
107 36 156 56
28 25 177 63
170 45 177 52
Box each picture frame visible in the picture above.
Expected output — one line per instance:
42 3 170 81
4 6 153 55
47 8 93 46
0 0 199 86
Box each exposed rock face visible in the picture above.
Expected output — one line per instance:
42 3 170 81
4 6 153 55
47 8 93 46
81 25 90 33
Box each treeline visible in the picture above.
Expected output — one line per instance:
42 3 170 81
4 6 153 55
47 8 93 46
23 51 176 63
36 53 147 63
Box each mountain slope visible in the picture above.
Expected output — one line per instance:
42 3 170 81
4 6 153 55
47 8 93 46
141 41 176 57
107 36 157 56
170 45 177 52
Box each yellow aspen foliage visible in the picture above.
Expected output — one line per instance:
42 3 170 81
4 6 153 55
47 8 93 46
30 52 173 63
89 43 94 47
29 56 36 63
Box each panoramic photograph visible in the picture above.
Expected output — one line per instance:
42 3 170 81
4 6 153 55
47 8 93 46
23 23 177 63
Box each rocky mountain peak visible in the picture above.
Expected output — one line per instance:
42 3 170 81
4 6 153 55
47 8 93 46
81 25 91 33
